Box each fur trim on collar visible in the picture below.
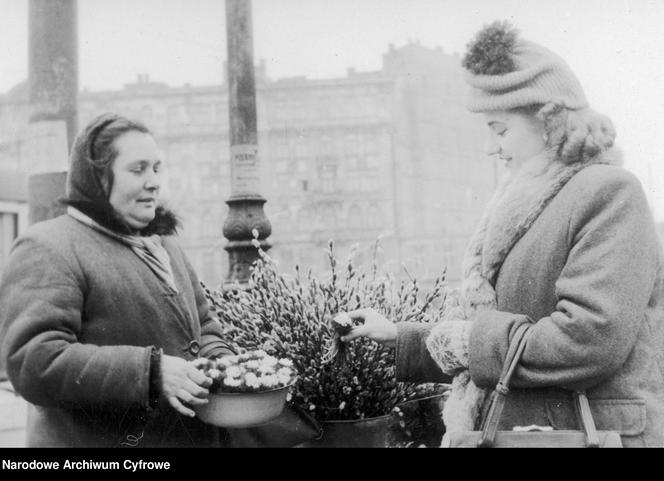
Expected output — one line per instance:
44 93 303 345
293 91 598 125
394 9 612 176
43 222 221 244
63 200 180 236
426 146 623 438
479 146 622 286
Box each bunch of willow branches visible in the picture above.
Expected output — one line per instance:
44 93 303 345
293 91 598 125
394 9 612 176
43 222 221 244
203 239 450 421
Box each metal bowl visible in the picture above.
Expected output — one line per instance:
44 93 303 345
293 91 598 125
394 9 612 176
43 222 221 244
195 383 293 428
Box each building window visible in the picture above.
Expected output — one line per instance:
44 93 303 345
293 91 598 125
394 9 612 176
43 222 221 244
366 204 382 229
274 136 290 158
345 134 360 155
317 156 338 193
198 143 218 164
296 158 307 174
320 204 338 229
200 176 220 196
139 105 154 124
295 137 308 157
356 173 379 192
190 103 213 125
299 206 315 230
275 159 289 174
294 100 306 120
347 204 363 229
168 104 187 126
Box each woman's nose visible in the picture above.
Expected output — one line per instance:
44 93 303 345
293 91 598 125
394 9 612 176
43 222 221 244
144 170 161 191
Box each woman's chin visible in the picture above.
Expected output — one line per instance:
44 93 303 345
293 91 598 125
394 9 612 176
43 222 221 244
126 216 155 231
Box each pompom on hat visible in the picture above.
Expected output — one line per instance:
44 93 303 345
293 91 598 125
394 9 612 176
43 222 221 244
462 21 589 113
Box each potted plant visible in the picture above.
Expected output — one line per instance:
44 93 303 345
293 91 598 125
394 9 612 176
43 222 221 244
203 237 449 447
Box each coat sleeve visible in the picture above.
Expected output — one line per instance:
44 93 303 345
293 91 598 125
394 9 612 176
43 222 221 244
0 235 154 411
395 322 451 383
468 169 659 391
179 249 235 359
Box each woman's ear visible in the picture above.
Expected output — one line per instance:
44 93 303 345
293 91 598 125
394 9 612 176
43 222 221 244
537 101 567 152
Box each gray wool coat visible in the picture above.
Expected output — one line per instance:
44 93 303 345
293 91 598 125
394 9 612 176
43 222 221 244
0 215 233 447
396 165 664 447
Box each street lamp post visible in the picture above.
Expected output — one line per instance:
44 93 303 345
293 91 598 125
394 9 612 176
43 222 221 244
223 0 271 286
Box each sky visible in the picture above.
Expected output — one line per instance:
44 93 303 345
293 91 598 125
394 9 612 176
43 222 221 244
2 0 664 218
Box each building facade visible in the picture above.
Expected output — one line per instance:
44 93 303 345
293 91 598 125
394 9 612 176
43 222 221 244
0 44 497 288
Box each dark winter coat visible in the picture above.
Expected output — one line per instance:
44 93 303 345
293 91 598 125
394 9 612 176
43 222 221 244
0 113 234 447
0 214 233 447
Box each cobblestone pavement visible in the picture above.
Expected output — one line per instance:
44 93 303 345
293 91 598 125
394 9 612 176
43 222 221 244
0 381 27 447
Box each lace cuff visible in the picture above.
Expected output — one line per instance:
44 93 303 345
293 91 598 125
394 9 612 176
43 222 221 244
425 320 472 375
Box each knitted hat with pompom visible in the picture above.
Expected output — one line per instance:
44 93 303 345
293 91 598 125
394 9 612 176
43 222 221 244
462 21 588 113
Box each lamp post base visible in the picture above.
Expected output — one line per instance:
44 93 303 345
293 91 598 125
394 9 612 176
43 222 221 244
222 195 272 286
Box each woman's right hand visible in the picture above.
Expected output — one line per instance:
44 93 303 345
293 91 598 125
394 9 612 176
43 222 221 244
339 308 397 348
160 354 212 417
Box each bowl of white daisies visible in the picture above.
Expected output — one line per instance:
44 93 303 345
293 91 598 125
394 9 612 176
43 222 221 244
193 350 297 428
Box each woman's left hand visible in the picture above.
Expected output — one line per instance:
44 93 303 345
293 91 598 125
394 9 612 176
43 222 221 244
338 308 397 348
160 354 213 417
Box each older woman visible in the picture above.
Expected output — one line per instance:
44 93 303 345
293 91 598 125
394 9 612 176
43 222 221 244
0 113 233 447
339 21 664 447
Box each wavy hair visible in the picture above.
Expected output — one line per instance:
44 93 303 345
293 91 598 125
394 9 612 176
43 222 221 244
515 101 616 165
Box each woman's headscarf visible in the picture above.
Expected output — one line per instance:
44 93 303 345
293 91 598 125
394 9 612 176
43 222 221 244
62 113 179 236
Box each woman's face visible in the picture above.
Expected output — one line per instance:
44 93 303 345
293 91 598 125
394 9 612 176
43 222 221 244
108 131 162 232
484 110 547 173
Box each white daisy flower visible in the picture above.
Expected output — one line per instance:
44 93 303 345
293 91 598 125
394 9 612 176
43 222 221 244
223 377 242 387
260 375 278 388
226 366 242 378
244 372 260 389
278 358 293 367
244 360 260 370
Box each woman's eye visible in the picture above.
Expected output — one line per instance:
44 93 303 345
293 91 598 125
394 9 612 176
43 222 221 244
496 129 507 137
131 166 146 174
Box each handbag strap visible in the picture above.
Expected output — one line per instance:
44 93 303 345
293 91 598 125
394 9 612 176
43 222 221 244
477 323 602 448
575 391 600 448
477 322 531 447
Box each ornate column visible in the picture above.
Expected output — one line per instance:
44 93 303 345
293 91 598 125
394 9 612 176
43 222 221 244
26 0 78 225
1 0 77 382
223 0 271 286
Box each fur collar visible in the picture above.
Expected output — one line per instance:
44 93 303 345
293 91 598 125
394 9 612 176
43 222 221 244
63 200 180 236
474 146 622 288
427 146 623 437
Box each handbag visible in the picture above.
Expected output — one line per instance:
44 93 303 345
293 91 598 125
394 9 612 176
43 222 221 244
444 323 623 448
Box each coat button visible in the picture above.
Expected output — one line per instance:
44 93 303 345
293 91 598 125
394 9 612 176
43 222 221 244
184 340 200 356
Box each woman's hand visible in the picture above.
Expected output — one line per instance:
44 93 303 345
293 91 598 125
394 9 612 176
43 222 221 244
160 354 213 417
339 308 397 348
